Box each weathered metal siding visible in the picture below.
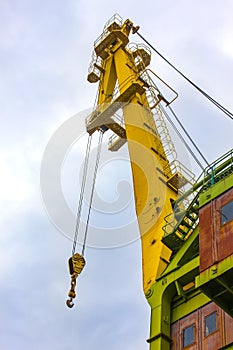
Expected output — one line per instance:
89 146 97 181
171 322 178 350
199 187 233 272
171 310 199 349
171 302 233 349
201 303 223 350
178 311 198 349
224 312 233 345
215 188 233 262
199 201 215 272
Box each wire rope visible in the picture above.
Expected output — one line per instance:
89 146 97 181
160 104 205 171
167 105 210 166
135 31 233 121
82 130 104 256
149 75 209 169
72 134 92 256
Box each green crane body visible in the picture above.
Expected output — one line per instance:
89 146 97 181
86 14 233 350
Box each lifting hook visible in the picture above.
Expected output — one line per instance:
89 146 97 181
66 298 74 308
66 276 76 308
66 253 86 309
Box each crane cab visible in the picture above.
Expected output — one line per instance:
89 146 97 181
196 153 233 318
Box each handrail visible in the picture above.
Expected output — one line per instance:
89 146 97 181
163 148 233 239
127 42 151 57
94 14 123 49
103 13 123 31
145 69 178 106
174 149 233 206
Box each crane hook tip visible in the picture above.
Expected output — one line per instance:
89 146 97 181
66 298 74 308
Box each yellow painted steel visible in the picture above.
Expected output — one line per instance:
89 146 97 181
85 16 233 350
87 16 178 293
66 253 86 308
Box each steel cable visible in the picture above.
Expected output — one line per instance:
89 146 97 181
167 105 210 167
72 134 92 256
136 31 233 121
82 130 104 256
160 105 206 171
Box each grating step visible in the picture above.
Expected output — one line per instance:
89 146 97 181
181 220 194 229
162 232 184 252
191 203 199 213
177 227 187 236
187 213 198 221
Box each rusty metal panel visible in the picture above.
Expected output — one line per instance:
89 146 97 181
201 303 224 350
216 187 233 262
178 310 199 349
170 302 233 349
224 312 233 345
199 187 233 272
199 202 216 272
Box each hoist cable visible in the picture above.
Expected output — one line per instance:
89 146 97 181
72 134 92 256
135 31 233 121
82 130 104 256
167 105 210 167
150 75 208 169
160 105 205 171
160 105 204 170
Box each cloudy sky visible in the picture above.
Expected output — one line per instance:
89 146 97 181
0 1 233 349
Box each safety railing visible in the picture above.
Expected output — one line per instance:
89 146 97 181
111 111 124 126
127 43 151 72
162 148 233 251
108 132 127 151
87 52 103 82
103 13 123 31
153 105 177 163
162 188 200 252
128 43 151 56
94 14 123 50
202 148 233 188
141 70 177 168
167 160 195 185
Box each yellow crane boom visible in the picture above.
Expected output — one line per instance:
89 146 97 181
63 14 233 350
86 14 191 293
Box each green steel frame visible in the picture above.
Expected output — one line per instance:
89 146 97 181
147 149 233 350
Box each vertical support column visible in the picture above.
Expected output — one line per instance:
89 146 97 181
147 280 176 350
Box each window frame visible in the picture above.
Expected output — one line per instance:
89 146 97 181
221 200 233 225
204 311 217 337
183 323 195 348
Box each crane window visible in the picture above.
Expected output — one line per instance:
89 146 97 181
205 312 217 337
183 324 195 347
221 200 233 225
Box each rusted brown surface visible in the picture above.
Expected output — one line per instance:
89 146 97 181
224 312 233 345
171 302 233 349
174 310 198 349
199 201 216 272
216 188 233 262
199 187 233 272
170 321 178 350
201 303 223 350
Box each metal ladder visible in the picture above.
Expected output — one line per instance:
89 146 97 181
162 190 200 253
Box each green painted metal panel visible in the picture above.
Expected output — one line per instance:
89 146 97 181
195 254 233 317
219 342 233 349
148 149 233 349
199 173 233 208
171 292 210 323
